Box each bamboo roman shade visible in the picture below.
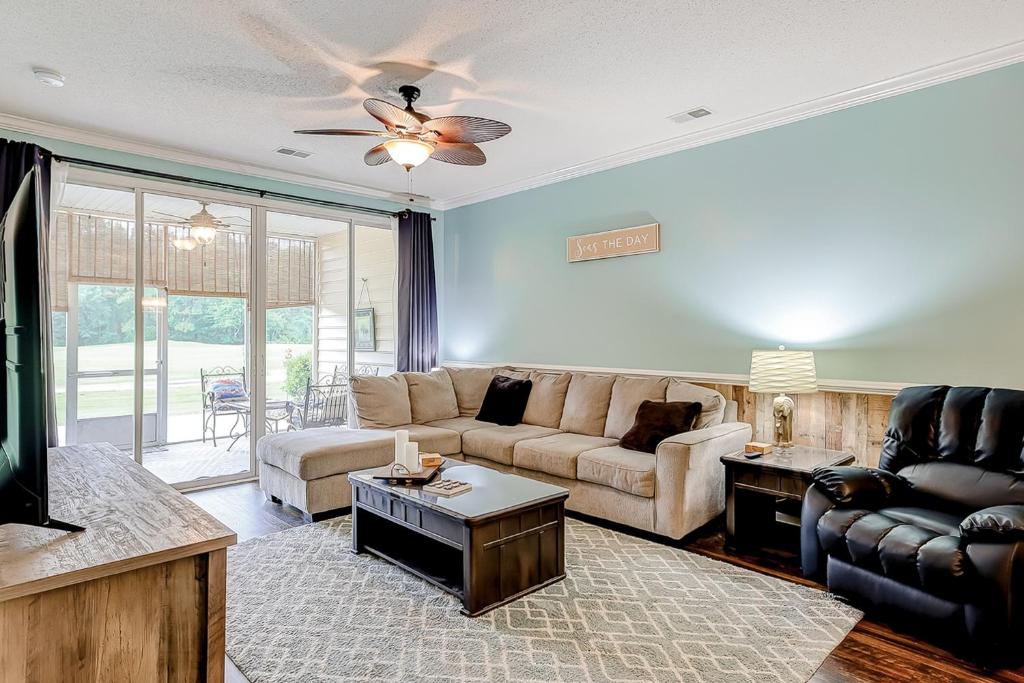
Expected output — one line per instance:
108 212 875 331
49 211 315 311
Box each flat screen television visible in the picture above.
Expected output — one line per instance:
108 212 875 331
0 169 82 532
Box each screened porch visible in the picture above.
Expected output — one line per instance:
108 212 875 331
51 183 396 486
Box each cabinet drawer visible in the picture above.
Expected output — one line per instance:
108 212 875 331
353 483 463 545
778 472 809 497
735 468 780 492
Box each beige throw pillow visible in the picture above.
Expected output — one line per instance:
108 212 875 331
604 376 669 439
558 374 616 437
349 373 412 428
443 366 498 417
522 372 571 428
405 370 459 423
666 379 727 429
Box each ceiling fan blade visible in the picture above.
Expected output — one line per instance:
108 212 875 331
423 116 511 143
294 129 386 137
363 98 421 131
151 211 188 220
364 143 392 166
430 142 486 166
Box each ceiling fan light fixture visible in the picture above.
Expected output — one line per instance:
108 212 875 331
191 226 217 245
172 235 198 251
383 138 434 170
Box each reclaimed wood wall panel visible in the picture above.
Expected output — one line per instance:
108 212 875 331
697 383 893 467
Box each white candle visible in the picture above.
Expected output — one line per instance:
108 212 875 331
394 430 409 466
405 442 422 473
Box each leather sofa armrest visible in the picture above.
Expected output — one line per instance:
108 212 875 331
801 484 835 579
810 465 904 508
961 505 1024 543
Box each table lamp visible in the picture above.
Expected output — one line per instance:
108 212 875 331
748 346 817 448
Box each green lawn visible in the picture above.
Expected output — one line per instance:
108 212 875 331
53 341 311 424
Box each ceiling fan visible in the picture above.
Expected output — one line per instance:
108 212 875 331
152 201 250 251
294 85 511 171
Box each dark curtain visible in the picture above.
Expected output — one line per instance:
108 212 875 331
396 210 438 373
0 139 57 447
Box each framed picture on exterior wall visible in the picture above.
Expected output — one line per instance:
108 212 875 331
354 308 376 351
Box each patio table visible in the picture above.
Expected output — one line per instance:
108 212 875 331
218 398 294 450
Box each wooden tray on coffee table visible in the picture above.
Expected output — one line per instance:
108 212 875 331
368 463 440 485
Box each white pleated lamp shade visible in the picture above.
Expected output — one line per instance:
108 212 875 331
749 349 818 394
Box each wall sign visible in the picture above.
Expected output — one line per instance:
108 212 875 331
566 223 660 263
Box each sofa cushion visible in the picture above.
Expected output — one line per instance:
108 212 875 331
444 366 498 417
257 427 394 480
379 424 461 456
559 373 616 437
577 446 657 497
404 370 459 424
816 508 970 600
477 375 533 426
880 506 963 536
462 424 561 466
512 433 618 479
498 368 532 380
424 416 497 434
665 379 727 429
620 400 701 454
604 376 668 439
349 373 411 428
522 372 571 429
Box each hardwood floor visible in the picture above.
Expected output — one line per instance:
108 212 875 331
187 482 1024 683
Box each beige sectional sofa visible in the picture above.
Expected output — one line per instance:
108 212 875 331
258 365 751 539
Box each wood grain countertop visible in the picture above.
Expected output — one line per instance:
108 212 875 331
0 442 236 602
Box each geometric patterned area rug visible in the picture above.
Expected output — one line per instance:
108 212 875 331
226 517 861 683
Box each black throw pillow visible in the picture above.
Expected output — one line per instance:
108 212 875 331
620 400 702 454
476 375 533 426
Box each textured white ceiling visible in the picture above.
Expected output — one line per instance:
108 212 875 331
2 1 1023 206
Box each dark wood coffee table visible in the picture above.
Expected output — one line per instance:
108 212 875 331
348 461 569 616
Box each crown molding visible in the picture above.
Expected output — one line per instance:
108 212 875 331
0 112 431 208
442 360 907 396
437 39 1024 210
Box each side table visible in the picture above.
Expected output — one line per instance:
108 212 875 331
721 445 854 549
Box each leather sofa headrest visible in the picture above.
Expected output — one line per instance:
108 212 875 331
879 385 1024 475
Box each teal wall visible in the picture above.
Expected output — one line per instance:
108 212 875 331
442 63 1024 388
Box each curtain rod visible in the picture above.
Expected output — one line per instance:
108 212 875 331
52 154 433 220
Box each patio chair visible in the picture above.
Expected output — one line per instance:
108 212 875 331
354 363 380 376
291 377 347 430
201 366 249 447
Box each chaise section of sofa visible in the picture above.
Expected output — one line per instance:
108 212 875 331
258 363 751 538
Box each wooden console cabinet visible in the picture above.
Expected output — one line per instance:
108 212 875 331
0 443 236 682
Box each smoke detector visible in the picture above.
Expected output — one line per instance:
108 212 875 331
33 68 65 88
667 107 712 124
274 147 312 159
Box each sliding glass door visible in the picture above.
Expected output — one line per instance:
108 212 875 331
260 212 397 434
52 183 140 450
140 193 254 485
50 170 397 489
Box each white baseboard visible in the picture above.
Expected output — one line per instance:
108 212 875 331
441 360 907 396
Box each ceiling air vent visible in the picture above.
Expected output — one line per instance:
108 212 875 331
275 147 312 159
667 107 713 124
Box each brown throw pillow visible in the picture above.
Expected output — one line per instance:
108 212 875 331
620 400 702 454
476 375 533 426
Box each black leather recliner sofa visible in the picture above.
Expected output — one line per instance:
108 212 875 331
802 385 1024 660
